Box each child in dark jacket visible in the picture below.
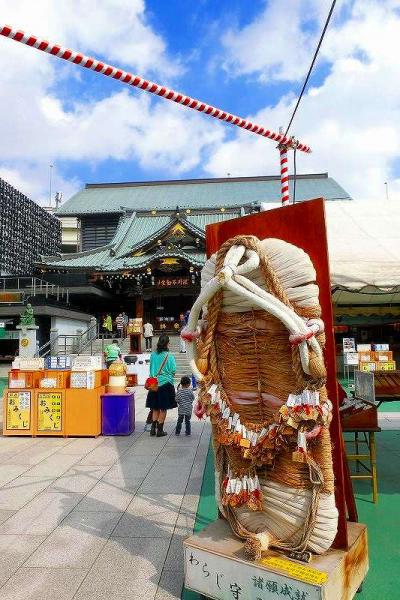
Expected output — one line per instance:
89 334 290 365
175 376 195 436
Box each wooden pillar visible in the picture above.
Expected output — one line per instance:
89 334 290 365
136 296 144 319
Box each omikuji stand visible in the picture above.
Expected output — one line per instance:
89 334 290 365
101 392 135 435
65 387 104 437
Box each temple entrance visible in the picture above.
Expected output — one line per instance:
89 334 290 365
143 287 198 333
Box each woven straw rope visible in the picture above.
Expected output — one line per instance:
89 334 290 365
198 235 335 555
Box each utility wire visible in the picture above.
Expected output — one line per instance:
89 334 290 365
284 0 337 138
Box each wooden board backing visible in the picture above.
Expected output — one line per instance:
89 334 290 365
205 199 348 548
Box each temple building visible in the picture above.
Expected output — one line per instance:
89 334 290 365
38 173 351 331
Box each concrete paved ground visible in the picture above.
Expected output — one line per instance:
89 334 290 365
0 386 210 600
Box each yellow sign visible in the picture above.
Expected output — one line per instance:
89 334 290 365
261 557 328 586
37 392 62 431
21 338 29 347
6 391 31 430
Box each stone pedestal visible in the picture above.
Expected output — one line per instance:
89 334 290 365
16 325 39 358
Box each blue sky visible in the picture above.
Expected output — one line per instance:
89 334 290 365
0 0 399 203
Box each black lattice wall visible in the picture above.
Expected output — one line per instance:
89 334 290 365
0 178 61 275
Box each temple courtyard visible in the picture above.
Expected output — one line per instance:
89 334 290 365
0 378 398 599
0 384 210 600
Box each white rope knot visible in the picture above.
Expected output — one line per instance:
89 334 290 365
289 319 324 346
289 329 315 346
185 243 325 381
217 265 236 284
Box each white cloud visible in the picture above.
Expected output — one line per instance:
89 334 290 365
221 0 336 83
1 0 400 206
0 0 223 204
205 0 400 201
0 0 181 78
0 162 80 206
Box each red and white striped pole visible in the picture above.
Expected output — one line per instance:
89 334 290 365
279 144 290 206
0 24 311 205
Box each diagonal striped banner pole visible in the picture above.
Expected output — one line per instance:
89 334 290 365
0 24 312 204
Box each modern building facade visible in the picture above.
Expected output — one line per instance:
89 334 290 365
0 178 61 276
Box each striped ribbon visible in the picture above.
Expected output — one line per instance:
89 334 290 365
0 24 312 160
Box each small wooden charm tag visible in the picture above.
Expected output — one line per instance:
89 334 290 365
292 450 306 463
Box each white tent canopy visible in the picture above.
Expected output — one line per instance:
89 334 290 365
261 200 400 303
325 201 400 292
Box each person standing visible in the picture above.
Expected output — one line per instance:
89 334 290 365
143 320 154 351
146 334 177 437
179 313 186 353
115 313 124 339
122 312 129 338
104 339 121 368
103 313 113 338
175 376 195 436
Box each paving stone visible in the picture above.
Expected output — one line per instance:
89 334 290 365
73 537 169 600
0 509 16 525
0 438 40 455
57 437 105 455
0 567 88 600
0 386 209 599
174 511 196 537
156 569 185 599
185 471 205 495
180 494 200 516
101 436 139 450
25 453 80 477
0 534 46 586
104 454 157 480
166 432 203 447
113 493 183 538
48 465 109 494
0 464 30 486
75 480 134 512
163 534 187 572
33 438 73 447
2 444 60 466
139 467 191 494
123 435 169 456
0 491 83 535
97 475 144 494
159 445 198 461
0 476 53 510
78 445 130 466
26 511 121 569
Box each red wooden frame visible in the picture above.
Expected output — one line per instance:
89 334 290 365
206 198 348 549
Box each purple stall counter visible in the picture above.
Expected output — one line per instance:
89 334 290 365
101 392 135 436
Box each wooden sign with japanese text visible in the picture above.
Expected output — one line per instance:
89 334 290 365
185 546 322 600
37 391 62 431
155 276 190 288
6 390 31 430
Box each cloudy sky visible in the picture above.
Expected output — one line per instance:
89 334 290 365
0 0 399 204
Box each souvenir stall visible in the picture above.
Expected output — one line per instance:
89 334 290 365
3 354 135 437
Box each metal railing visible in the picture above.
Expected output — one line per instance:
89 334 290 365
0 276 70 304
36 321 99 358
